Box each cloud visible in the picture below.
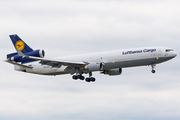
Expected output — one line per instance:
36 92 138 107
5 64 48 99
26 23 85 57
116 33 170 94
1 0 180 51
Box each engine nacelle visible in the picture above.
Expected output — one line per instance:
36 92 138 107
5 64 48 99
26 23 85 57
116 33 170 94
85 63 103 71
26 49 45 58
10 49 45 63
103 68 122 76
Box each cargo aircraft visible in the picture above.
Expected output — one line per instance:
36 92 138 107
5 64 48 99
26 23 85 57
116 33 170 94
5 34 177 82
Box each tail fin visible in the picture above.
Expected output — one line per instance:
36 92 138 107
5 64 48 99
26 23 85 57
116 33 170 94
9 34 33 53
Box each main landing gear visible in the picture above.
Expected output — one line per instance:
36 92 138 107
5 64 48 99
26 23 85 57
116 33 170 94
72 72 96 82
85 77 96 82
72 75 85 80
85 72 96 82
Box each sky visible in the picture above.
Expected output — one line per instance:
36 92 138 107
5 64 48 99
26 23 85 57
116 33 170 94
0 0 180 120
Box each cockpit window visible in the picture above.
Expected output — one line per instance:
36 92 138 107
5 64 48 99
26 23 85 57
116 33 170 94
166 49 174 52
166 49 170 52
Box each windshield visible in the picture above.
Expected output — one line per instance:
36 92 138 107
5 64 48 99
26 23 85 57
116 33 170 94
166 49 174 52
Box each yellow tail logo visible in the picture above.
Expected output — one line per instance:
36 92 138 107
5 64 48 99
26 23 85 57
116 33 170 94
15 40 25 51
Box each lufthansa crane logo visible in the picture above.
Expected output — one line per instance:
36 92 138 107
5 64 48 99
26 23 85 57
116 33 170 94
15 40 25 51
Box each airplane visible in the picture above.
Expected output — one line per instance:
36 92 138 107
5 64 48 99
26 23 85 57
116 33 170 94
5 34 177 82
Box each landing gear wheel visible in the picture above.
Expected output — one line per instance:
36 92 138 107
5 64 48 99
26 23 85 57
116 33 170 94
85 78 90 82
85 77 96 82
78 75 85 80
72 75 78 80
90 77 96 82
151 70 156 73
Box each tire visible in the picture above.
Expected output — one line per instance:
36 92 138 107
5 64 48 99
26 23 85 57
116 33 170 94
90 77 96 82
72 75 78 80
151 70 156 73
80 76 85 80
85 78 90 82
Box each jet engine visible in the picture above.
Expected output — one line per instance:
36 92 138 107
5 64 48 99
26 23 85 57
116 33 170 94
25 49 45 58
84 63 103 71
102 68 122 76
10 49 45 63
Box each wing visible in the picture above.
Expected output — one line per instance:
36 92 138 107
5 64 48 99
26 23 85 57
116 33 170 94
16 49 87 68
4 60 33 68
27 56 86 68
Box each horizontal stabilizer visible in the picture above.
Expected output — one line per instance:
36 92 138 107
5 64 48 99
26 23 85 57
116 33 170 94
7 52 18 59
4 60 33 68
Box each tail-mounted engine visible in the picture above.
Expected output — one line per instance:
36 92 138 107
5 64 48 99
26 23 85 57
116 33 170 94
9 49 45 63
102 68 122 76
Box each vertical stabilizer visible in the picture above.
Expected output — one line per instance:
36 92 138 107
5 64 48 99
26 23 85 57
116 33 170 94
9 34 33 53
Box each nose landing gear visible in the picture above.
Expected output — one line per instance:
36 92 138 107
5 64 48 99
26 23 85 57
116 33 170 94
151 70 156 73
151 64 156 73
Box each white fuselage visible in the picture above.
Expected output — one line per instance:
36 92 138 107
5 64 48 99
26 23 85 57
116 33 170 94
15 46 177 75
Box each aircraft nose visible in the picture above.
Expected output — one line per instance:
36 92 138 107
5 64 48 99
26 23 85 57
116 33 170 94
172 51 177 57
175 52 177 57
